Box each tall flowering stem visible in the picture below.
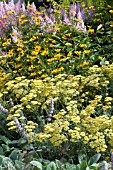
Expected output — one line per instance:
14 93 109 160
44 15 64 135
111 152 113 170
0 99 28 140
102 161 108 170
47 98 54 123
0 104 9 114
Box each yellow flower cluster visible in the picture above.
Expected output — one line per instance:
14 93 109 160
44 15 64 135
1 63 113 151
25 121 38 133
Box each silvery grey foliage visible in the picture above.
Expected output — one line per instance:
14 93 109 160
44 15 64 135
102 161 108 170
111 152 113 170
46 98 54 123
0 100 28 140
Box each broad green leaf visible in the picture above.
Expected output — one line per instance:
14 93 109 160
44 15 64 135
78 153 86 163
9 150 18 161
0 135 11 144
76 164 80 170
0 166 5 170
100 58 106 66
0 147 3 155
67 164 76 170
55 160 63 169
80 160 87 170
0 155 3 164
46 162 57 170
30 161 42 170
15 160 24 170
88 154 101 166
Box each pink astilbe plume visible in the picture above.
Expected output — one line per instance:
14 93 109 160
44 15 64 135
0 1 87 36
69 3 77 19
76 8 86 31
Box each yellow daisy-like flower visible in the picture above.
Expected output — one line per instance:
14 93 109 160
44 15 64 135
54 53 62 59
98 56 103 60
87 29 94 34
110 24 113 27
74 51 81 55
79 44 86 48
109 10 113 13
84 50 90 55
7 50 14 57
80 61 89 67
55 49 61 52
41 50 49 56
35 45 41 52
67 51 72 57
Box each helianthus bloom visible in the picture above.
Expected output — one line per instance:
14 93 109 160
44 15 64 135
36 21 40 25
84 50 90 55
3 15 7 19
62 35 67 40
67 51 72 57
74 51 81 55
7 39 11 43
55 27 60 32
79 44 86 48
80 61 89 67
31 51 39 55
7 50 14 57
54 53 62 59
52 69 59 74
35 45 41 52
87 29 94 34
7 11 12 15
2 42 7 47
98 56 103 60
20 14 25 19
109 10 113 13
55 49 61 52
19 50 24 56
41 50 49 56
110 24 113 27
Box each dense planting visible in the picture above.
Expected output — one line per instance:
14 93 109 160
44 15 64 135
0 0 113 169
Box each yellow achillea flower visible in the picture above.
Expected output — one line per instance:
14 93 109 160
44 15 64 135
8 126 17 130
31 101 38 105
